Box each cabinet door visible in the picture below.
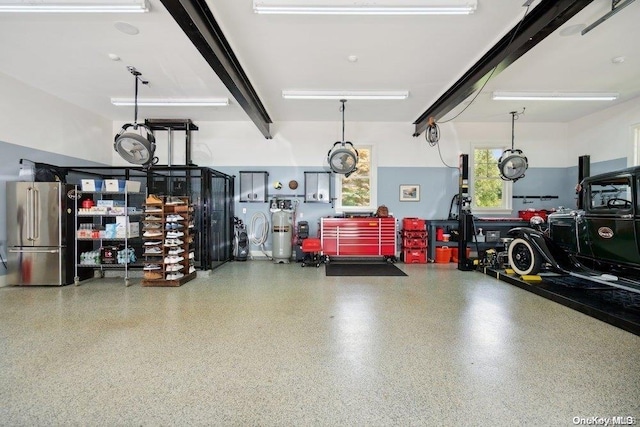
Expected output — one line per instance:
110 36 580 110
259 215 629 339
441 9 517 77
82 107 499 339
305 172 331 203
239 171 268 202
239 173 254 202
252 173 267 202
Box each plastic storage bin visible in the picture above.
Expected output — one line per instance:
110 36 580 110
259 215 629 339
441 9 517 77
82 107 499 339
402 217 426 231
402 248 427 264
435 247 452 263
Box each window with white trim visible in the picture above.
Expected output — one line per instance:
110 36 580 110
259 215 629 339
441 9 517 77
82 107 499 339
335 145 377 212
472 146 512 213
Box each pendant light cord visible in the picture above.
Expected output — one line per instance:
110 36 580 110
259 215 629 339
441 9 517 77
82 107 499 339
510 108 525 150
134 71 139 125
340 99 346 144
127 66 148 126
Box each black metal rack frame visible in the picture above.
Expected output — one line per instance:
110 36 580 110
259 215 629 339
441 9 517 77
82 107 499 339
59 165 234 272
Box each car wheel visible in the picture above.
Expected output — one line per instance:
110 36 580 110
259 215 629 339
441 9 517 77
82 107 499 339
508 237 542 276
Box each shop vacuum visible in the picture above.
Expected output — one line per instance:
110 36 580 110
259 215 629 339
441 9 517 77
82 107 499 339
233 217 249 261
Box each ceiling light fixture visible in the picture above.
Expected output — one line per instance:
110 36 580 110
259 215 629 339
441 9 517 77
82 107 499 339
113 66 157 169
498 109 528 183
0 0 150 13
283 90 409 100
254 0 476 15
327 100 358 177
111 98 230 107
492 92 619 101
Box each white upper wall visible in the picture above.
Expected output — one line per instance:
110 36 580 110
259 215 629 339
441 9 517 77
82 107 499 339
0 71 113 164
1 65 636 169
567 96 640 165
112 119 572 168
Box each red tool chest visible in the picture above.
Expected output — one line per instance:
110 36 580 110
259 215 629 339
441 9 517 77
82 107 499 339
320 217 396 258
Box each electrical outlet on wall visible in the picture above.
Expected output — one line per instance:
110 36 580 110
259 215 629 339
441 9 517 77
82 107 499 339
299 212 303 218
242 208 247 214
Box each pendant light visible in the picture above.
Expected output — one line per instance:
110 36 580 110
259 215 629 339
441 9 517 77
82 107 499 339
327 99 358 178
498 109 528 182
114 66 158 168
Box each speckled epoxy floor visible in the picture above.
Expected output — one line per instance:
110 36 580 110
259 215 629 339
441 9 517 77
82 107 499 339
0 261 638 425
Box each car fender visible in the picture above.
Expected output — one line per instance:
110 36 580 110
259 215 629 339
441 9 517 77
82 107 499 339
507 227 583 273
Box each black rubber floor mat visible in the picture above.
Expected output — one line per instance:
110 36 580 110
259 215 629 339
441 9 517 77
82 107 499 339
325 263 407 277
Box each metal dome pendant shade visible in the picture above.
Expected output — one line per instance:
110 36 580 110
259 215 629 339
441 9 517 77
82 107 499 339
498 109 528 182
114 66 158 168
327 99 358 178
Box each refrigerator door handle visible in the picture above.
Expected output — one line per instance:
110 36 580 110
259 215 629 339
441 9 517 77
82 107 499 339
32 188 40 241
9 248 59 254
26 187 34 241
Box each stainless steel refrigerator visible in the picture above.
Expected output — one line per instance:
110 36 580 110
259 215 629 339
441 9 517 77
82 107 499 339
6 182 77 286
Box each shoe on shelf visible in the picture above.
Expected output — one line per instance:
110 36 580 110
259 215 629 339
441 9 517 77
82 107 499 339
168 247 185 255
146 194 163 205
166 231 184 238
144 271 163 280
144 240 163 246
166 272 184 280
188 266 196 274
165 197 186 206
145 207 163 213
145 215 162 221
143 230 163 237
144 247 163 255
143 264 162 271
188 251 195 259
144 222 162 229
164 255 184 264
166 214 184 222
166 264 184 272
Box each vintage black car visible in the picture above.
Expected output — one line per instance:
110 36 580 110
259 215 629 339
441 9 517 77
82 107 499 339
506 166 640 294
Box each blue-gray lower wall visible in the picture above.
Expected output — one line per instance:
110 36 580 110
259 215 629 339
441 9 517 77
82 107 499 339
0 140 105 275
216 160 623 254
0 144 627 262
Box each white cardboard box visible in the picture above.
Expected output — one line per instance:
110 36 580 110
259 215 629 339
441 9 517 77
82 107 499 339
81 179 103 192
125 180 141 193
104 179 122 192
115 221 139 238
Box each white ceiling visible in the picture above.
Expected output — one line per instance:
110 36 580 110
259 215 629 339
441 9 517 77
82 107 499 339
0 0 637 129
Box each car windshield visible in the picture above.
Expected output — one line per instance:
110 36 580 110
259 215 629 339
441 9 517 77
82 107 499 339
588 177 632 211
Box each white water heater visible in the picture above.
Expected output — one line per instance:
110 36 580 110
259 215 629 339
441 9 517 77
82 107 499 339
271 209 293 263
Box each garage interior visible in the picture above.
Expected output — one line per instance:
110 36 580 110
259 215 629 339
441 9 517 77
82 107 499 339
0 0 639 424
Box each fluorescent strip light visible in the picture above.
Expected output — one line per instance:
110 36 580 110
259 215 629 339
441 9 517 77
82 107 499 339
111 98 229 107
282 90 409 100
492 92 619 101
254 0 476 15
0 0 149 13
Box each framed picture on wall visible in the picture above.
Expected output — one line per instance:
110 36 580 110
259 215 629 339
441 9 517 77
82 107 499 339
400 184 420 202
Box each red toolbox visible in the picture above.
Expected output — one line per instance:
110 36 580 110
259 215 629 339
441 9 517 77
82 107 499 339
402 236 427 248
400 230 427 239
402 248 427 264
320 217 396 258
402 217 426 231
518 209 549 221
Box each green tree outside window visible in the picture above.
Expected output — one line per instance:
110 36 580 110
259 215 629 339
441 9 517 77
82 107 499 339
474 148 503 208
341 148 371 207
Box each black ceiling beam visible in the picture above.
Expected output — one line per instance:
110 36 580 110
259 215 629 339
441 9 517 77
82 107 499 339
160 0 273 139
413 0 594 137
